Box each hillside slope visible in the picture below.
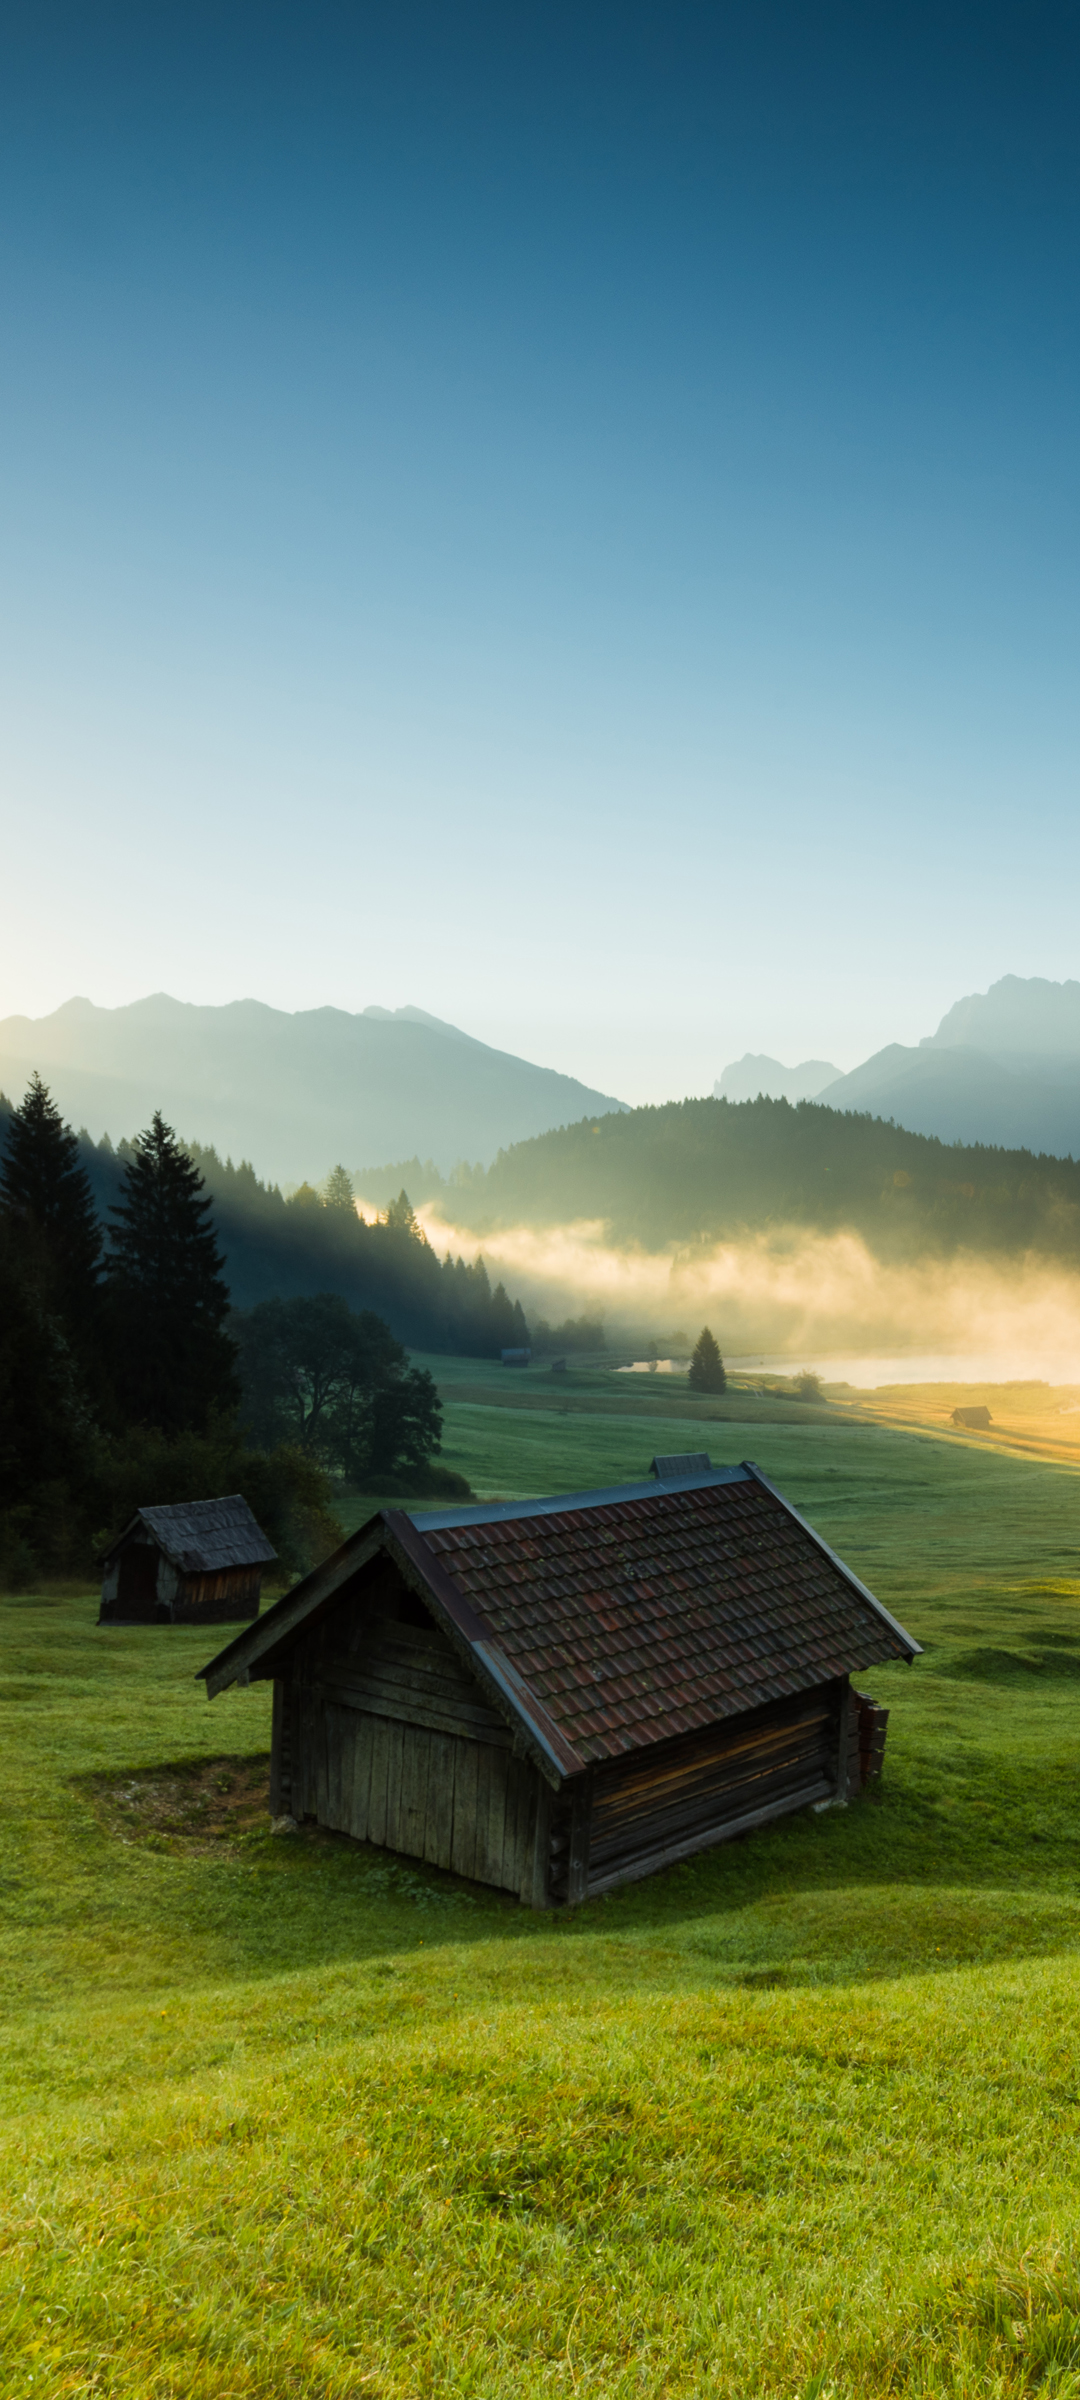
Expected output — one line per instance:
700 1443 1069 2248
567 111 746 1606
417 1093 1080 1266
0 996 626 1182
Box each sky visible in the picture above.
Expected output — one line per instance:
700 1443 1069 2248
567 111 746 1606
3 0 1080 1106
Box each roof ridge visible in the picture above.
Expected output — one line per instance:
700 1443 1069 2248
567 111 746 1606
408 1465 751 1533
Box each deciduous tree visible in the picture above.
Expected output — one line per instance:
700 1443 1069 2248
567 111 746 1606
365 1365 443 1479
233 1292 444 1484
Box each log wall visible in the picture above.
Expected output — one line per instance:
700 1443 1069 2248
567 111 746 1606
172 1566 262 1624
100 1546 262 1624
549 1678 846 1902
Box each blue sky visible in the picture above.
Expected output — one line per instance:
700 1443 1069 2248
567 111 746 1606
3 1 1079 1103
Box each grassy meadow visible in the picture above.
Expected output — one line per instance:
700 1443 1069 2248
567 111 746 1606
4 1360 1080 2395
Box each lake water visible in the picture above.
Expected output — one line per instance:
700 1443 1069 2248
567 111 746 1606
618 1351 1079 1389
729 1351 1076 1389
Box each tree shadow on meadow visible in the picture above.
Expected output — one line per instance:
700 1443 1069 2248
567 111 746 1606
74 1655 1080 1997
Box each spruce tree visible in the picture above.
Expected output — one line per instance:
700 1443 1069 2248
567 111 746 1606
0 1072 102 1343
0 1211 97 1580
322 1164 357 1213
687 1326 726 1394
105 1113 237 1435
384 1189 423 1239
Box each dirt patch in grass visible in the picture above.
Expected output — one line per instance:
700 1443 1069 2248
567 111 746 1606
85 1753 273 1855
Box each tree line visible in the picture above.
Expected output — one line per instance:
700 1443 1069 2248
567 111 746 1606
61 1121 531 1353
0 1078 497 1588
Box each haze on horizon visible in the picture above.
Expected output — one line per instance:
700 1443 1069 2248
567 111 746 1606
3 3 1080 1103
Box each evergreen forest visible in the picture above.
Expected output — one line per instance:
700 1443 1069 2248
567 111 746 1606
395 1092 1080 1262
0 1080 522 1586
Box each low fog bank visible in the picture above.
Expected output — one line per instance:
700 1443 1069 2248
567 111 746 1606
412 1204 1080 1384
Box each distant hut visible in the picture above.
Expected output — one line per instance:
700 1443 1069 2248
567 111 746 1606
200 1463 917 1905
951 1406 992 1430
501 1347 531 1366
100 1497 277 1627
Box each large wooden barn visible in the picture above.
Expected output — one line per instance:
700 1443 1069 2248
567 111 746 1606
100 1497 277 1627
200 1464 918 1905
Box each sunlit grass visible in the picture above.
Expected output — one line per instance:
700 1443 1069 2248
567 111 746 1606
4 1398 1080 2394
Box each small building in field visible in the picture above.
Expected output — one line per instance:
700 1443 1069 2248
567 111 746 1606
200 1465 917 1904
501 1347 531 1366
100 1497 277 1627
951 1406 992 1430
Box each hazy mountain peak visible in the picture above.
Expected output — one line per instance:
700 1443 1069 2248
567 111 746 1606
922 974 1080 1057
362 1004 470 1041
715 1054 841 1103
0 992 626 1182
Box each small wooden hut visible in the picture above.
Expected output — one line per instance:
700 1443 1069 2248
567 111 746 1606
200 1463 917 1904
100 1497 277 1627
951 1406 992 1430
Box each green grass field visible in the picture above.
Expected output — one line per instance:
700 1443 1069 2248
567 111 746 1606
4 1364 1080 2396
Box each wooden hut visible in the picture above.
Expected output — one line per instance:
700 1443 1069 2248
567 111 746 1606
100 1497 277 1627
951 1406 992 1430
199 1464 918 1905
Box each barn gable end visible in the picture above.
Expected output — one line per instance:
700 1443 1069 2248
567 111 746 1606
270 1550 544 1898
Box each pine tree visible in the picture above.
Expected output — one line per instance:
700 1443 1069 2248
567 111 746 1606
105 1113 238 1435
384 1189 423 1239
687 1326 726 1394
0 1073 102 1343
322 1164 357 1212
0 1208 98 1577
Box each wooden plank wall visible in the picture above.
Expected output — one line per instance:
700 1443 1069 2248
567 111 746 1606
282 1606 538 1897
174 1566 262 1623
559 1679 844 1900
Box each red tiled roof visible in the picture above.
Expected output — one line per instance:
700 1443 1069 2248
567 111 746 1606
415 1474 911 1766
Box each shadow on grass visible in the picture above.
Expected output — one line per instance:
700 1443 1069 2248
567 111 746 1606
68 1706 1080 1999
935 1642 1080 1679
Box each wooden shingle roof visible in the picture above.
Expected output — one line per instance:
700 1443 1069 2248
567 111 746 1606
106 1496 277 1574
200 1466 917 1783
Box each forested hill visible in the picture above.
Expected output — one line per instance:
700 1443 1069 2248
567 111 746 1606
0 1098 529 1355
403 1096 1080 1265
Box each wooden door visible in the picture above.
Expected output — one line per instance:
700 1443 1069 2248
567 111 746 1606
117 1543 161 1620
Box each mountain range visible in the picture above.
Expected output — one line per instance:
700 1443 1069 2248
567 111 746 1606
717 977 1080 1157
0 996 626 1185
3 975 1080 1189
